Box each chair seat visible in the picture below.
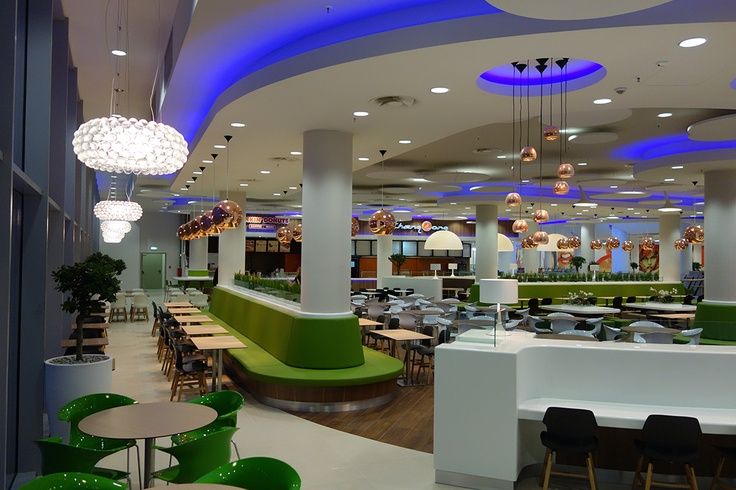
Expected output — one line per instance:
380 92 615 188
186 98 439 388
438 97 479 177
91 467 131 482
152 465 180 483
541 431 598 454
417 345 435 356
634 440 698 464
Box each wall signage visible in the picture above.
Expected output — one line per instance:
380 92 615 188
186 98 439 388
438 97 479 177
246 215 290 231
395 221 449 234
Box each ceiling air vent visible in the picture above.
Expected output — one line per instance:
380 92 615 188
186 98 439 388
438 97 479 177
269 156 299 162
370 95 416 109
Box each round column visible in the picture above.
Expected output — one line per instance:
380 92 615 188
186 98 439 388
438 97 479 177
218 191 246 287
523 221 540 273
579 223 595 265
658 213 681 282
189 234 209 271
705 170 736 302
376 235 393 288
301 130 353 314
475 204 498 281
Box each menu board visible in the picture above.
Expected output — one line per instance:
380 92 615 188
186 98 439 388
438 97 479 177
255 240 267 252
267 240 279 253
245 240 255 252
279 241 291 253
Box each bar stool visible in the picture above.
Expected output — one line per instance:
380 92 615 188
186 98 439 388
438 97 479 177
539 407 599 490
633 414 701 490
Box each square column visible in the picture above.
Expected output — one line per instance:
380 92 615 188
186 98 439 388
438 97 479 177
218 191 246 287
658 213 681 282
705 170 736 302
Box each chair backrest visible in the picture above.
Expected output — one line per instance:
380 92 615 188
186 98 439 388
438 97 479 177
540 297 552 306
550 318 579 334
584 317 604 336
547 312 574 318
21 472 127 490
397 312 416 329
111 297 126 309
612 296 623 309
528 298 540 314
629 321 665 328
133 294 149 307
626 296 637 303
641 414 701 451
161 426 238 484
58 393 136 445
190 295 209 308
543 407 598 440
189 391 244 426
35 437 114 475
505 319 522 331
387 317 399 329
604 325 622 341
367 304 386 320
196 457 301 489
420 325 434 347
438 328 450 345
641 332 675 344
681 327 703 345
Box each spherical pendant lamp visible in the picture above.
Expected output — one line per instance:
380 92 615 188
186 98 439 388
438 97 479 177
590 239 603 250
351 217 360 237
505 192 522 207
277 226 293 244
212 199 243 230
557 162 575 179
684 225 704 244
606 237 621 250
512 219 529 234
674 238 688 251
94 200 143 222
568 235 581 249
553 181 570 195
533 209 549 223
640 236 655 251
368 209 396 235
622 240 633 252
521 235 537 248
557 237 569 250
293 223 303 242
520 145 538 162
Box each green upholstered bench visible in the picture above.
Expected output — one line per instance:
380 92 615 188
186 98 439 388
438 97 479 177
673 303 736 345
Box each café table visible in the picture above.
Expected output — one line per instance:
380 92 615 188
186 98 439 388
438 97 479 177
181 324 229 336
540 304 620 316
649 312 695 328
534 333 598 342
173 314 214 325
60 337 109 348
623 302 696 313
78 401 217 488
163 301 193 308
167 307 202 314
371 329 433 386
358 318 383 328
622 325 681 335
190 335 247 391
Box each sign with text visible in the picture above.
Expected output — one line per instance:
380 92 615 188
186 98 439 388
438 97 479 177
246 215 290 231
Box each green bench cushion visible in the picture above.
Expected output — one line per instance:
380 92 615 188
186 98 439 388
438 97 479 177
205 311 404 386
693 303 736 341
210 287 364 369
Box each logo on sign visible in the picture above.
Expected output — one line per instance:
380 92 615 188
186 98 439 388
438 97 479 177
395 221 448 233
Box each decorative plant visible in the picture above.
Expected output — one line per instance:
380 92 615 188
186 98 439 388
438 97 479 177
567 290 595 305
570 256 586 274
650 287 678 303
388 253 407 274
52 252 126 361
630 262 639 273
692 262 701 271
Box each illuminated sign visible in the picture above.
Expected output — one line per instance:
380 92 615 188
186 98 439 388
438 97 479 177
246 215 290 231
395 221 448 233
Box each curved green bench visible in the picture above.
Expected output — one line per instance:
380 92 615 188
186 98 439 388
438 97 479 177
673 302 736 345
207 287 403 388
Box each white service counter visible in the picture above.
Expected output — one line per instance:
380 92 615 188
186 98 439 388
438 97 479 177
434 332 736 489
381 276 443 299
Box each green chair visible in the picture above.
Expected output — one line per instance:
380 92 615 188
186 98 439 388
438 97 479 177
196 457 301 489
35 438 130 485
152 426 238 484
172 390 244 457
20 472 127 489
57 393 141 488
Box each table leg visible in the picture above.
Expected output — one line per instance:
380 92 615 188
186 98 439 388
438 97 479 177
143 437 155 488
216 349 223 391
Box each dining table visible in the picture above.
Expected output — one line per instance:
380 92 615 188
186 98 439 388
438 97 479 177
78 402 217 488
167 307 202 314
371 329 433 386
190 335 247 391
163 301 193 308
173 314 215 324
623 302 696 313
649 312 695 328
181 324 229 336
540 304 620 316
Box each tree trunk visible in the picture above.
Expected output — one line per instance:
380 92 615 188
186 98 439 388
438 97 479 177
75 315 84 362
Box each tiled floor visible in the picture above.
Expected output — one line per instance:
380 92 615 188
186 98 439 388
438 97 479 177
100 293 459 489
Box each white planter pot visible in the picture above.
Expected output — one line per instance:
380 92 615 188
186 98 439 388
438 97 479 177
44 355 113 440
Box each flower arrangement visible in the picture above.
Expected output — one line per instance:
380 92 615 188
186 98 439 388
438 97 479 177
650 287 678 303
567 290 595 305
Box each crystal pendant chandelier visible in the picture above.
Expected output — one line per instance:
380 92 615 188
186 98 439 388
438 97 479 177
94 200 143 222
100 220 132 235
102 230 124 243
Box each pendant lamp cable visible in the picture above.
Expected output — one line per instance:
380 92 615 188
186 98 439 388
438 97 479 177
224 135 233 199
379 149 387 208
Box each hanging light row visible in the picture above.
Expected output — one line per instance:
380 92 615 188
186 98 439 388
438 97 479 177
276 223 303 244
178 200 243 240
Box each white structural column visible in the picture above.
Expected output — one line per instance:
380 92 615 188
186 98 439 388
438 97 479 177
705 170 736 302
218 191 246 287
658 213 681 282
376 235 393 288
189 234 209 271
301 130 353 314
475 204 498 280
579 223 594 265
522 221 540 272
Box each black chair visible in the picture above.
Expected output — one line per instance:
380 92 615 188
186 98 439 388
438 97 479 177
683 295 694 305
367 315 386 350
409 325 435 378
632 415 701 490
150 301 160 336
697 295 704 303
541 297 553 306
414 329 450 383
627 296 637 303
539 407 599 490
711 446 736 490
612 296 623 309
528 298 541 316
405 288 415 296
169 341 208 401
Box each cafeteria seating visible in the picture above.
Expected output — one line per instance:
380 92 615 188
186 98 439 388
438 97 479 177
414 328 450 384
529 316 551 333
174 391 245 459
190 294 209 309
539 407 599 490
108 296 127 322
583 317 604 337
35 437 132 485
170 339 209 401
632 415 701 490
130 294 149 321
153 426 238 484
20 472 126 489
711 445 736 490
604 325 624 341
547 313 578 334
196 457 302 488
528 298 541 315
680 328 703 345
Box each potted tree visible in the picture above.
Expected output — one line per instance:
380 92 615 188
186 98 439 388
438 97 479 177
630 261 638 279
389 253 407 276
570 256 586 275
45 252 126 437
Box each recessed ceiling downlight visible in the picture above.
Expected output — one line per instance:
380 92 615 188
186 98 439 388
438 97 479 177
430 87 450 94
230 122 246 128
679 37 707 48
353 111 369 117
658 112 673 118
593 98 612 105
111 49 127 56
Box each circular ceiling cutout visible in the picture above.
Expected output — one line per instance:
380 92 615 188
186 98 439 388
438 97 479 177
687 114 736 142
424 172 490 184
566 108 633 127
570 132 619 145
485 0 673 20
469 185 513 193
364 170 418 180
590 192 652 200
417 184 463 193
477 58 606 97
382 186 414 194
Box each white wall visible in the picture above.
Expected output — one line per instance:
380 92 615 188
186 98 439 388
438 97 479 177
99 212 183 290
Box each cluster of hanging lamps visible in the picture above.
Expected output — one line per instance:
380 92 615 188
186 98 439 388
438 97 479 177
683 224 704 244
556 235 580 250
590 239 603 250
97 177 141 243
606 236 621 250
622 240 633 252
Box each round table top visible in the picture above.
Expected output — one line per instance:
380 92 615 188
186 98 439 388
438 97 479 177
169 485 242 489
78 401 217 440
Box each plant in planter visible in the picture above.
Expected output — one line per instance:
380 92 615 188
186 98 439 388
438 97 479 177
52 252 126 362
570 256 587 274
630 262 638 274
388 253 407 275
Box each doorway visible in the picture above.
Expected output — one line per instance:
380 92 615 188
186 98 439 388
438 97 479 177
141 252 165 290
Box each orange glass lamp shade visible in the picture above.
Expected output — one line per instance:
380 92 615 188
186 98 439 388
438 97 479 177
212 199 243 230
521 235 537 248
199 212 218 236
674 238 688 251
368 209 396 235
543 125 560 141
351 217 360 237
533 209 549 223
505 192 522 207
553 181 570 195
606 237 621 249
557 238 569 250
590 239 603 250
189 218 204 239
276 226 293 244
293 222 303 242
512 219 529 234
532 230 549 245
622 240 633 252
177 224 188 240
684 225 704 244
568 235 581 249
640 236 655 251
520 146 537 162
557 162 575 179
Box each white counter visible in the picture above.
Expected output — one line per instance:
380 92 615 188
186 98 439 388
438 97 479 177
434 332 736 489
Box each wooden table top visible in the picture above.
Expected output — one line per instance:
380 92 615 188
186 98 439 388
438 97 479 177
167 307 202 314
358 318 383 326
173 315 213 324
407 310 444 316
622 326 681 335
164 302 192 307
79 402 217 440
534 333 598 342
181 324 229 336
72 323 109 330
650 313 696 320
191 335 248 350
60 337 109 347
372 329 433 341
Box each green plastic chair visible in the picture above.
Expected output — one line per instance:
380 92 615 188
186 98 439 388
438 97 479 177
172 391 244 457
196 457 301 489
20 472 127 489
35 438 130 484
153 426 238 484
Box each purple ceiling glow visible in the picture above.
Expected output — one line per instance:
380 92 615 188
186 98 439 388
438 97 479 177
612 132 736 160
477 59 606 96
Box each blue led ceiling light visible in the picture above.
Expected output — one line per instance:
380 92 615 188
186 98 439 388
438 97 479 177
477 58 606 97
612 133 736 161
